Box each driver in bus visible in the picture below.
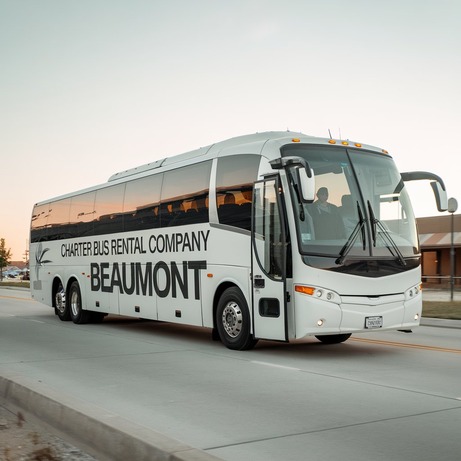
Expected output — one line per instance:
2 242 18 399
311 187 346 239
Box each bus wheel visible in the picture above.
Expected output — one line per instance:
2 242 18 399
69 281 91 324
54 282 70 321
216 287 258 351
315 333 351 344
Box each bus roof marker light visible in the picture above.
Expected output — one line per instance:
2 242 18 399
341 141 349 146
292 138 301 143
328 139 336 144
354 143 362 148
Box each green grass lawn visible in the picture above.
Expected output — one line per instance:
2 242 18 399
1 282 460 320
422 301 461 320
0 281 30 289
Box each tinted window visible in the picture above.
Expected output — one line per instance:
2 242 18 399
216 155 260 230
30 203 51 242
160 161 211 227
123 174 162 231
93 184 126 235
69 192 96 238
31 161 212 242
47 199 71 240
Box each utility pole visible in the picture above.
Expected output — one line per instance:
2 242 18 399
23 239 29 266
448 198 458 301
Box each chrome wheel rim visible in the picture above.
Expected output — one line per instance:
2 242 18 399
221 301 242 338
70 289 80 317
55 287 66 314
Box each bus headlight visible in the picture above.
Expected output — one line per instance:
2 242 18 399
405 284 422 301
295 285 340 303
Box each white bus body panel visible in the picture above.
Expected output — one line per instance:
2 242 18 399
292 265 422 339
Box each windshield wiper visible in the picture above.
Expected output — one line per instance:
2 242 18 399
367 201 377 246
291 181 305 221
367 200 406 266
336 202 366 265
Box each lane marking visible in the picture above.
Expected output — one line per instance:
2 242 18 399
350 337 461 354
251 361 301 371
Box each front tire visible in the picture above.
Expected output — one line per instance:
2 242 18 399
216 287 258 350
69 281 91 324
315 333 351 344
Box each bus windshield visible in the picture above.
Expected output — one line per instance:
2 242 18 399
284 145 419 263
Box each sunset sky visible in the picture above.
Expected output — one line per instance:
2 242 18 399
2 0 460 261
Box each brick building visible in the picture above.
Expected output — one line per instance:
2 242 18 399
417 214 461 288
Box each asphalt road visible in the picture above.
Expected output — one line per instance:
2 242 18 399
1 288 460 461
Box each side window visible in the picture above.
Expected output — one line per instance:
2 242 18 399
69 192 96 238
31 203 51 242
160 161 211 227
253 179 284 279
216 155 260 230
123 174 162 231
47 199 71 241
93 184 126 235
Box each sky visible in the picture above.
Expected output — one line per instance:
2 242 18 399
1 0 460 261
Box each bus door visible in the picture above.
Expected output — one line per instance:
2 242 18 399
252 177 288 341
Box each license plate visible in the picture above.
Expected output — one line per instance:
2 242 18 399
365 316 383 329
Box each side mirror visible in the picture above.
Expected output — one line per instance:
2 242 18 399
296 166 315 203
270 156 316 202
401 171 448 212
430 181 448 212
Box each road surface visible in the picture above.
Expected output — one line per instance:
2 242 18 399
1 288 460 461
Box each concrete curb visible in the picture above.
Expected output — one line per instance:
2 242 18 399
0 374 221 461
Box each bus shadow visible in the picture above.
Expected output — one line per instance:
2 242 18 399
254 338 398 359
95 315 397 358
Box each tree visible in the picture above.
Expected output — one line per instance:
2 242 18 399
0 238 12 280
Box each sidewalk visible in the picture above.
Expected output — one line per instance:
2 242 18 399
422 288 461 302
420 317 461 328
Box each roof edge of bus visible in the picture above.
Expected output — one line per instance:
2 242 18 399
34 131 388 205
107 131 314 182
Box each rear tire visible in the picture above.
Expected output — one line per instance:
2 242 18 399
315 333 351 344
216 287 258 350
69 281 91 324
54 282 70 321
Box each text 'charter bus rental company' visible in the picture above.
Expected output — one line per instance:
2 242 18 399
30 132 447 350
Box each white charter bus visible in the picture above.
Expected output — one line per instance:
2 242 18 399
30 132 447 350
